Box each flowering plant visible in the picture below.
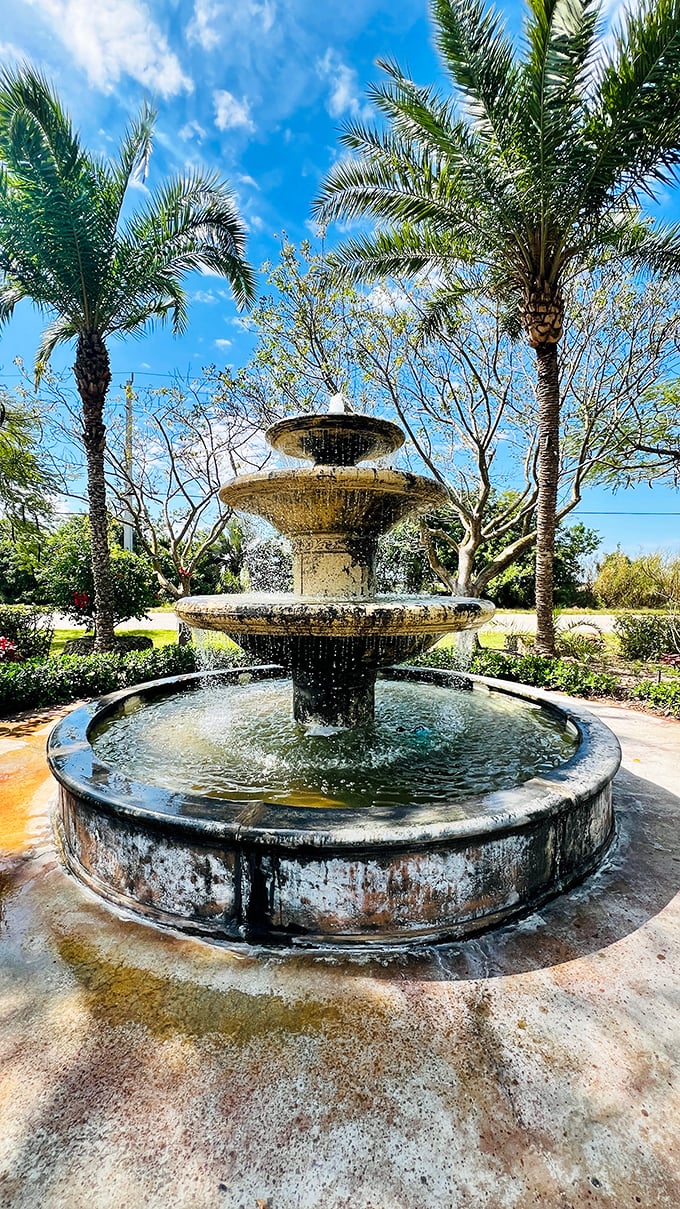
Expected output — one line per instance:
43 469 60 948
0 636 19 662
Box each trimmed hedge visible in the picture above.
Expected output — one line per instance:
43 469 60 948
0 645 201 715
416 646 621 698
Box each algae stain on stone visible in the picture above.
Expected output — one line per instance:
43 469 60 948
54 933 372 1045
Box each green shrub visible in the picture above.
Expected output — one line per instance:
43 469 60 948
0 644 192 714
0 641 256 715
38 516 158 627
416 645 620 698
631 679 680 716
614 613 680 660
0 603 53 659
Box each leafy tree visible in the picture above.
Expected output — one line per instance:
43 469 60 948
594 550 680 609
0 392 56 528
222 241 676 601
102 379 262 607
0 67 255 650
39 516 158 629
376 507 600 607
315 0 680 652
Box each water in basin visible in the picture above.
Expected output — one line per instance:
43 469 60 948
91 678 577 814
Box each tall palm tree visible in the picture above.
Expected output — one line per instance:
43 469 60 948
314 0 680 652
0 67 255 650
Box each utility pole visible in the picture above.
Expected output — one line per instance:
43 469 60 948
123 374 134 552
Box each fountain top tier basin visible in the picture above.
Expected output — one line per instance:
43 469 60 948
266 411 405 465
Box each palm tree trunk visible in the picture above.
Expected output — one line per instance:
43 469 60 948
534 343 560 655
74 331 116 652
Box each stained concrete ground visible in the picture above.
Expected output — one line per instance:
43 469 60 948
0 698 678 1209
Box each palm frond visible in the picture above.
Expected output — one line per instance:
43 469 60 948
0 67 106 321
35 315 78 379
431 0 520 140
325 223 474 286
581 0 680 212
0 282 26 327
119 170 255 314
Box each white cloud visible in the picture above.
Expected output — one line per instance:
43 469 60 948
25 0 192 96
189 0 276 51
213 89 255 133
179 119 207 143
192 289 219 304
188 0 222 51
367 284 411 315
214 338 232 349
0 42 25 63
316 48 370 121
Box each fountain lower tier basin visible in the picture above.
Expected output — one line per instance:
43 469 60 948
47 666 621 948
175 596 496 726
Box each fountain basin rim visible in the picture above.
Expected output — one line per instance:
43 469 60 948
219 465 448 509
47 665 621 853
175 594 495 636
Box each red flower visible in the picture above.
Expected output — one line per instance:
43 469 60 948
0 636 18 661
72 591 90 609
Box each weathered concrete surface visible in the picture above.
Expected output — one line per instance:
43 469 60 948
0 699 679 1208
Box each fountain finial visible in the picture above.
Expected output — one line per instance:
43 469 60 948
327 391 351 414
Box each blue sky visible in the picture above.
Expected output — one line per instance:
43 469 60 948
1 0 679 557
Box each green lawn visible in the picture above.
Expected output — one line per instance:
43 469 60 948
50 626 179 655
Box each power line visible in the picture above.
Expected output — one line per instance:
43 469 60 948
576 511 680 516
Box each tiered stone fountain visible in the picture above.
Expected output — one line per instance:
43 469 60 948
175 404 493 726
48 404 620 948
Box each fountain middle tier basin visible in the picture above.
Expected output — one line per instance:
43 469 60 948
48 665 621 948
219 466 448 537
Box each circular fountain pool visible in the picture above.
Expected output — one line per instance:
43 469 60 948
91 675 577 811
48 665 620 948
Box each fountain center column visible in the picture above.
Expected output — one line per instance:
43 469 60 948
292 534 378 598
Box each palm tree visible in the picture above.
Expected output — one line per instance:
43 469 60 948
0 67 255 650
314 0 680 653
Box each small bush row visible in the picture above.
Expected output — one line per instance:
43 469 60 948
630 679 680 714
418 646 680 717
417 646 621 698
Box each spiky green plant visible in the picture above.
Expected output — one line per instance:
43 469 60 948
314 0 680 652
0 67 255 649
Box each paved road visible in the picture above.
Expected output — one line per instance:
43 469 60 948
53 607 620 634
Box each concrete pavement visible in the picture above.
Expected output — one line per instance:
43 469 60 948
0 697 678 1208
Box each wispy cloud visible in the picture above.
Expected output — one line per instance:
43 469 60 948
25 0 192 96
214 337 232 349
179 119 207 143
188 0 276 52
0 42 25 63
317 48 371 121
213 89 255 133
